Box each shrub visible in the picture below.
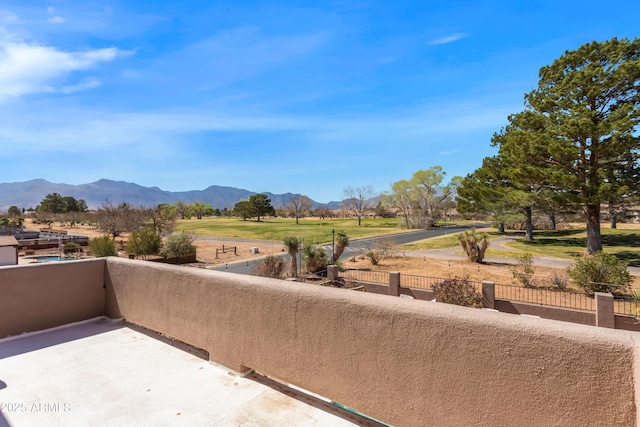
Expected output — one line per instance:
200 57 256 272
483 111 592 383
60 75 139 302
63 242 82 255
567 252 632 296
457 229 488 263
253 255 286 279
432 277 483 308
511 253 537 288
126 227 161 260
546 271 568 291
303 245 329 273
89 235 117 257
160 233 196 259
363 238 395 266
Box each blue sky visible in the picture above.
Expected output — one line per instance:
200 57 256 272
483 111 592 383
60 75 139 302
0 1 638 203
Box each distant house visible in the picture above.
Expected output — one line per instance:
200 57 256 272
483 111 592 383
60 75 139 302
0 236 19 266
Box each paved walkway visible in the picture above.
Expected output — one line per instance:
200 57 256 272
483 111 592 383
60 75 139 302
405 235 640 276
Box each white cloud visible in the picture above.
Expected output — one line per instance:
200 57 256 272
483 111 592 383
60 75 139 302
0 10 19 23
0 41 128 99
440 149 461 156
46 6 65 24
47 16 66 24
60 77 101 93
428 33 469 46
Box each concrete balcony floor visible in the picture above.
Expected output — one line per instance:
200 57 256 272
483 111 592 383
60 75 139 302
0 317 365 427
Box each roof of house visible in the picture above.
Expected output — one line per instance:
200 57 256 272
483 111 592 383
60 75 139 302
0 236 19 247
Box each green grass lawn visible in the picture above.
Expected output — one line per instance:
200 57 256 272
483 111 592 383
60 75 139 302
403 226 640 266
175 217 410 245
508 228 640 266
176 217 640 266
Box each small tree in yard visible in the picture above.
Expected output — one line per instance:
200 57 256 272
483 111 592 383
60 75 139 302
160 233 196 259
458 229 488 263
283 236 301 278
89 235 117 257
567 252 632 296
432 277 483 308
126 227 161 260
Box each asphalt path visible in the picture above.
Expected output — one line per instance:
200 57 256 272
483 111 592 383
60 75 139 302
211 224 484 275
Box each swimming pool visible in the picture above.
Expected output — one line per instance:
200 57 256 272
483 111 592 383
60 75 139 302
28 255 76 263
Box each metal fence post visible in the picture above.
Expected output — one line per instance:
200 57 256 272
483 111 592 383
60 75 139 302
482 281 495 309
389 272 401 297
595 292 615 328
327 265 338 282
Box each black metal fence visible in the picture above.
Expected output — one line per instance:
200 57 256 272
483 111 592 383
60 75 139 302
494 283 595 311
334 268 640 317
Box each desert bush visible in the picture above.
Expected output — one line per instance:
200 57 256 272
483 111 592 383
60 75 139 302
303 244 329 273
253 255 286 279
511 253 537 288
160 233 196 259
89 235 117 257
567 251 631 296
126 227 161 260
363 238 396 265
63 242 82 255
457 229 488 263
546 271 568 291
432 277 483 308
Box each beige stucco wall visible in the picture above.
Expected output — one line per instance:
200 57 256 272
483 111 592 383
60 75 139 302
0 259 106 338
104 257 639 427
0 246 17 266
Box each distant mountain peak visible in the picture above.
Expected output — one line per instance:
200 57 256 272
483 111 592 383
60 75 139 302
0 178 340 211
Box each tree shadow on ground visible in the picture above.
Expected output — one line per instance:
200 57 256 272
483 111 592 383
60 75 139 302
532 229 585 238
513 231 640 265
519 236 587 248
614 251 640 267
601 233 640 247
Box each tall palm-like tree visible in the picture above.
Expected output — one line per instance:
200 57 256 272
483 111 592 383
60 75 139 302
283 236 301 278
333 231 350 263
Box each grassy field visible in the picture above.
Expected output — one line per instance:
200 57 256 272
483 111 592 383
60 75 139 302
507 227 640 266
174 217 411 245
404 224 640 266
175 217 640 266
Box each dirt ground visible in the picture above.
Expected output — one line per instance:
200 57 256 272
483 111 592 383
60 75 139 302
340 254 567 287
24 220 639 288
22 220 287 267
190 238 286 266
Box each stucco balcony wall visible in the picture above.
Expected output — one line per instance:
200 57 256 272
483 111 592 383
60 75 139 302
103 257 639 427
1 257 638 426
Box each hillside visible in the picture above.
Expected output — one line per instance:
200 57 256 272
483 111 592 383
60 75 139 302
0 179 341 211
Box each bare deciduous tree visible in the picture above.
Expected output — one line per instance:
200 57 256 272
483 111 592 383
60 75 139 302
342 185 376 227
96 200 142 239
288 195 313 224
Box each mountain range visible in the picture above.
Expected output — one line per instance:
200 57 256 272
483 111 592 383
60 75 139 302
0 179 341 211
